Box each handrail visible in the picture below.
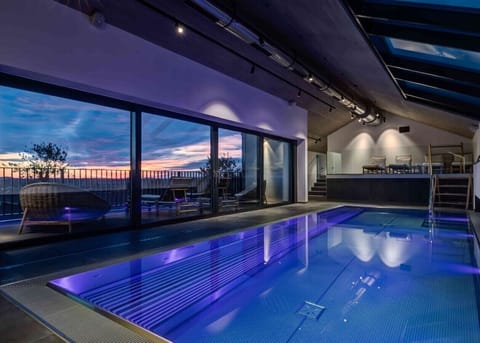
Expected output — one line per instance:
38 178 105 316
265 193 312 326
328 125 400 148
428 174 436 217
427 143 466 174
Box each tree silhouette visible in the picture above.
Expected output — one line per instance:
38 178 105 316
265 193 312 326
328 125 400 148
19 142 68 180
200 154 240 177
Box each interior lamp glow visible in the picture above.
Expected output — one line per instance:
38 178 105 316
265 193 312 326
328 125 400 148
176 23 185 35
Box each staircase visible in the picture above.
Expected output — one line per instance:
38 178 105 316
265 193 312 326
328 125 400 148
309 176 327 200
431 175 472 210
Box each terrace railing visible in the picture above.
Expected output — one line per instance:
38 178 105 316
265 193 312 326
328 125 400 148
0 167 244 220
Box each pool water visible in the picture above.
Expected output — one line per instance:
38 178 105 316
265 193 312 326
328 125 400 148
49 206 480 342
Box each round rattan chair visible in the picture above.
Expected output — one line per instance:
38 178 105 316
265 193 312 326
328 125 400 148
18 182 111 234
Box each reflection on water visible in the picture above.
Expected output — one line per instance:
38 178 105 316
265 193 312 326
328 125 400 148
49 207 479 342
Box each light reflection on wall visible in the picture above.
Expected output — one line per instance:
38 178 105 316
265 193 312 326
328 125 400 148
345 132 375 151
202 101 240 122
258 122 273 131
377 129 404 148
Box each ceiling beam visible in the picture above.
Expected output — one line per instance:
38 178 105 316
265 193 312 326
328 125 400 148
382 54 480 86
390 66 480 99
360 17 480 53
348 0 480 34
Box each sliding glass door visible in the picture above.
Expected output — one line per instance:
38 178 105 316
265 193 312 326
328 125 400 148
141 112 210 223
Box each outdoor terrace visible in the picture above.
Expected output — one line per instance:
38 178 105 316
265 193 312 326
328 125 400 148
0 167 257 246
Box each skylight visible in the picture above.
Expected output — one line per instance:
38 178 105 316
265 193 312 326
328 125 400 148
393 0 480 9
387 38 480 72
345 0 480 119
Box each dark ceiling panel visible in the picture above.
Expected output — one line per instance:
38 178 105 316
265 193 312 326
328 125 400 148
349 0 480 34
407 96 480 122
361 17 480 53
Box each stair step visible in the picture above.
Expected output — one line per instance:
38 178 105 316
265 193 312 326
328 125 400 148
435 201 467 206
309 191 326 195
309 194 327 200
437 184 468 188
435 192 467 196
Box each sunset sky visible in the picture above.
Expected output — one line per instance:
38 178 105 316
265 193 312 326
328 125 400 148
0 85 241 171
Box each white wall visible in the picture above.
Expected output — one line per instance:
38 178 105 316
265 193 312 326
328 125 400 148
328 113 472 174
473 126 480 163
0 0 308 201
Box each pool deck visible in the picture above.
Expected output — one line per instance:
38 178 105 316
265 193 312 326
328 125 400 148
1 200 477 342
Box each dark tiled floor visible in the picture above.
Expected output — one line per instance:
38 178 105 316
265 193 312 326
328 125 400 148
0 294 63 342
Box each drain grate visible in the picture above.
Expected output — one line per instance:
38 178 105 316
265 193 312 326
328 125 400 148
297 301 326 320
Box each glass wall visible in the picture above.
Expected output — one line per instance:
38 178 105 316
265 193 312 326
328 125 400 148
0 85 131 236
263 137 292 204
0 79 294 246
141 113 210 223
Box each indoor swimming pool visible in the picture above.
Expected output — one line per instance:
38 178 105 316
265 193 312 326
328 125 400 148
49 206 480 342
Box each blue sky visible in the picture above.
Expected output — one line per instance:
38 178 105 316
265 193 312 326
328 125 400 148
0 85 241 170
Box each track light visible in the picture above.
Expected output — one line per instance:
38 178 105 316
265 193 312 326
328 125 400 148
351 108 385 126
176 22 185 35
189 0 372 116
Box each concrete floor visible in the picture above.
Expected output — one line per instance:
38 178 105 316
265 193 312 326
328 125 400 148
0 201 343 342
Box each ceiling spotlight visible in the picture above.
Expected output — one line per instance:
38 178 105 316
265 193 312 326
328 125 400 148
358 118 362 123
351 114 355 119
307 74 314 82
176 22 185 35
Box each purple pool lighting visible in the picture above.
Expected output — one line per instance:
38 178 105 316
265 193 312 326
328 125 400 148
49 207 359 338
48 206 479 342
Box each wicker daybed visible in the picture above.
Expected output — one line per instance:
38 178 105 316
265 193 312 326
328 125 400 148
18 182 111 234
